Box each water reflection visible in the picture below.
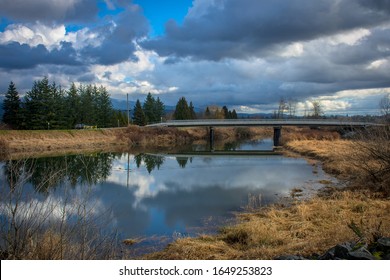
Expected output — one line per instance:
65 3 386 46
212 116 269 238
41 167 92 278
0 139 337 248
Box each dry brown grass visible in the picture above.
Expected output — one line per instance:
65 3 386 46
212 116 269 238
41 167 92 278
0 126 271 159
281 127 341 143
284 139 358 178
146 191 390 260
0 128 126 157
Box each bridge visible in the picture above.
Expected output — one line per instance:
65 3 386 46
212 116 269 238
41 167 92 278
147 119 381 147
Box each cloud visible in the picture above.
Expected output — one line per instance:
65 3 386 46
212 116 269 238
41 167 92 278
0 4 149 69
0 41 80 69
143 0 390 61
0 22 67 49
0 0 98 23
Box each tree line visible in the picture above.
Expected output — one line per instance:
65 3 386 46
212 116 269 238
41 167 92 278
2 78 115 129
132 95 238 126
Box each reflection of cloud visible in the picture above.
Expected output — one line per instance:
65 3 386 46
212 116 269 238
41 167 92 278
108 155 323 202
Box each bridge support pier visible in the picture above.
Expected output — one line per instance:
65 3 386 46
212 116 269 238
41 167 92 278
209 127 215 151
273 126 282 147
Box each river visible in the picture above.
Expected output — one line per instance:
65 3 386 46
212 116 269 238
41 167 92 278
0 139 336 256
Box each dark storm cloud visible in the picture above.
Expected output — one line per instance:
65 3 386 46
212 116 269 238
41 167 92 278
74 5 149 65
0 0 98 23
143 0 390 61
330 27 390 65
358 0 390 13
0 41 81 69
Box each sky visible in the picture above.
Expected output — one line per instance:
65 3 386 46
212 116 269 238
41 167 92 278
0 0 390 115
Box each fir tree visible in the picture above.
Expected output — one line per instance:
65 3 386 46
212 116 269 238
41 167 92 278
205 107 211 119
189 101 197 119
231 109 238 119
24 77 60 129
133 99 146 126
173 97 191 120
2 81 21 128
143 92 156 123
65 83 81 128
95 86 113 128
155 97 165 122
222 106 229 119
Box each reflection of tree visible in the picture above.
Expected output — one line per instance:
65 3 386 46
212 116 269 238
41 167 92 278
2 153 116 192
3 160 27 191
223 142 239 151
176 157 189 168
134 154 165 174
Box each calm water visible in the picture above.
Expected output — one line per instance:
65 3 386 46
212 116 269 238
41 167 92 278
0 139 336 252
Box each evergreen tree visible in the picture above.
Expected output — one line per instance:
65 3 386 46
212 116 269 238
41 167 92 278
133 99 146 126
173 97 191 120
143 92 156 123
222 106 229 119
142 93 165 123
48 83 67 129
95 86 113 128
231 109 238 119
2 81 21 128
65 83 81 128
113 110 128 127
189 101 197 119
155 97 165 122
24 77 62 130
205 107 211 119
79 84 95 125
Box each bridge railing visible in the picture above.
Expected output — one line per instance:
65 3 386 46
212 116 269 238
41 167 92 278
147 119 382 127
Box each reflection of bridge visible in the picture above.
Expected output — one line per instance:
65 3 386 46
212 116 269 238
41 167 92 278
149 150 283 157
147 119 381 147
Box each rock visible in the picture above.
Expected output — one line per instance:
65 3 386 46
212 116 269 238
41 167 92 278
383 253 390 260
377 238 390 250
319 247 336 260
275 255 307 260
348 247 375 260
334 242 354 259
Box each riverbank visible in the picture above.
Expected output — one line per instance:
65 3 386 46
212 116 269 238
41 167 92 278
0 126 272 160
143 134 390 260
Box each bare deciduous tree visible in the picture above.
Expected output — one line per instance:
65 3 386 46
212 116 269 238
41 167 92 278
379 93 390 123
310 100 323 119
288 98 297 118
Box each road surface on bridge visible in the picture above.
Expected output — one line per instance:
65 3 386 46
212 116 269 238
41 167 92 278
146 119 380 128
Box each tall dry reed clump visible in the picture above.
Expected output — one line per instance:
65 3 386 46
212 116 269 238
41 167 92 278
0 159 121 260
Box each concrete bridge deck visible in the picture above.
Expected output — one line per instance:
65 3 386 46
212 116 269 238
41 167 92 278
146 119 379 128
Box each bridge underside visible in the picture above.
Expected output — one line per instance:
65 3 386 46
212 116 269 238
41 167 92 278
208 126 282 149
